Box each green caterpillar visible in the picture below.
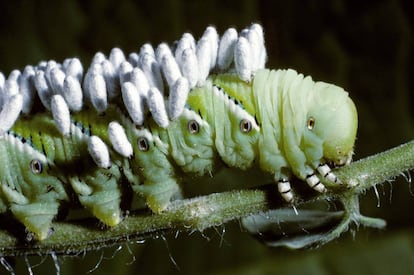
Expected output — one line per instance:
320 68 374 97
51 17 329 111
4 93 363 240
0 68 357 240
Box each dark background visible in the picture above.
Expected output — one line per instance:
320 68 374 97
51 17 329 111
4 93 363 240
1 0 414 274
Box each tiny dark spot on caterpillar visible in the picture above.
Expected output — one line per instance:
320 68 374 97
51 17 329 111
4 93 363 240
104 171 114 179
214 85 225 94
307 117 315 130
240 119 252 133
306 173 315 179
41 143 47 157
254 115 260 126
137 137 150 152
81 125 86 134
187 120 200 134
135 124 144 130
30 159 43 174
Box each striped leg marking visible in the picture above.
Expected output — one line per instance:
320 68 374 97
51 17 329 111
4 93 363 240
306 173 327 193
317 164 341 184
278 179 294 203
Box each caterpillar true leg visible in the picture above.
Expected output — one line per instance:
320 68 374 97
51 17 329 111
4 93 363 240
317 164 341 185
306 173 327 193
277 179 294 203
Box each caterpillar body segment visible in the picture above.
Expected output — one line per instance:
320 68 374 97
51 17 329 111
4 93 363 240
165 108 215 175
0 133 67 240
63 113 124 227
129 107 218 212
0 116 68 240
1 113 124 240
41 113 125 226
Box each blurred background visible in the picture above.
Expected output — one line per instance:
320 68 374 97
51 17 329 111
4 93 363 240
1 0 414 274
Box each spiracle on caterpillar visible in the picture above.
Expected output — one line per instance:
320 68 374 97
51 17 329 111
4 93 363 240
0 23 357 241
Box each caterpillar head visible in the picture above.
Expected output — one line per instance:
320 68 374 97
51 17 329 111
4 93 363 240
307 82 358 166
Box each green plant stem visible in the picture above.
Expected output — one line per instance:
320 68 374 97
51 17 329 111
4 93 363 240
336 140 414 194
1 140 414 257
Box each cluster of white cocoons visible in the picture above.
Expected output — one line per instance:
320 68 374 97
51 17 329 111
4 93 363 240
0 23 267 168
